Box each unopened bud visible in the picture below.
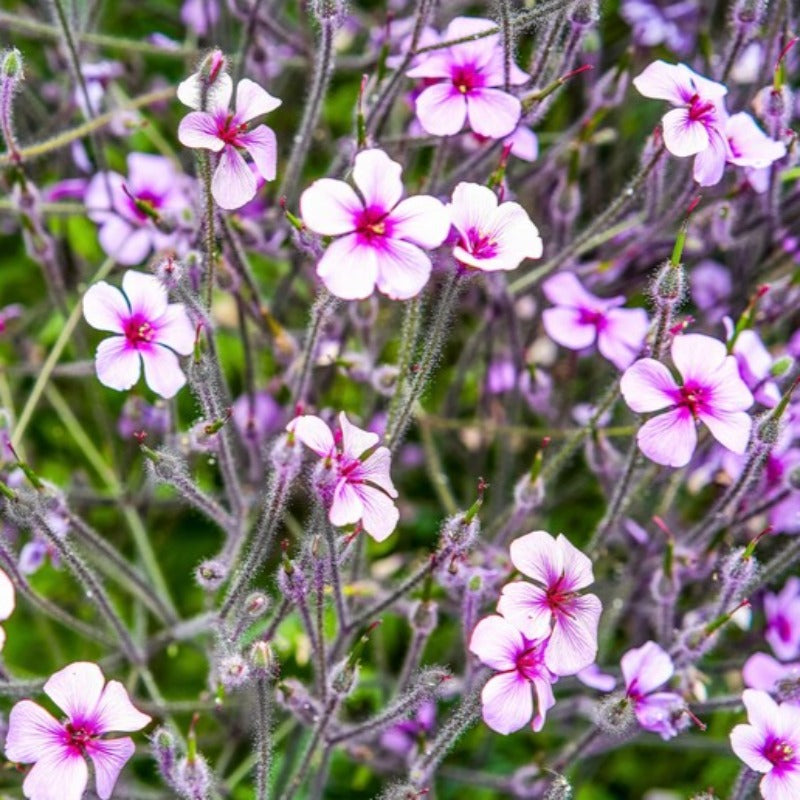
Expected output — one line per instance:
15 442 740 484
1 49 23 80
770 356 794 377
732 0 765 29
219 654 250 690
195 559 227 590
174 754 212 800
313 0 344 20
150 726 177 782
409 600 438 635
199 49 226 86
569 0 599 29
250 641 276 676
244 592 270 617
652 259 686 306
594 691 636 736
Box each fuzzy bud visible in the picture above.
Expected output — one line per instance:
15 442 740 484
409 599 438 636
312 0 345 21
174 754 213 800
150 726 177 783
249 641 276 677
244 591 270 618
569 0 599 29
1 49 23 81
651 259 686 307
195 559 227 591
438 511 480 558
543 775 573 800
155 255 184 290
717 547 758 602
731 0 765 30
371 364 400 397
376 783 428 800
776 675 800 704
594 691 637 736
218 654 251 691
331 657 359 698
513 471 544 512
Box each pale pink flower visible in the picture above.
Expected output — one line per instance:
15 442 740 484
299 149 450 300
764 578 800 662
406 16 529 139
4 661 151 800
743 653 800 693
83 270 195 399
288 412 399 541
723 316 782 408
0 567 14 651
633 60 730 186
542 272 649 369
497 531 602 676
469 614 556 734
620 333 754 468
177 75 280 209
725 112 787 193
730 689 800 800
621 640 686 740
448 182 542 272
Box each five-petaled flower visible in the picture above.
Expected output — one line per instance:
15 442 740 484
177 73 280 209
620 333 754 468
406 16 529 139
542 272 649 370
300 149 450 300
633 60 729 186
447 182 543 272
497 530 602 676
730 689 800 800
621 640 686 740
469 614 556 734
288 411 399 541
83 270 195 399
4 661 151 800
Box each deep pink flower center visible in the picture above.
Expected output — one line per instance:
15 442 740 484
764 736 795 766
546 577 577 615
451 63 485 95
126 189 163 222
216 113 248 147
65 721 96 750
773 614 793 643
675 382 709 417
465 227 497 258
338 454 363 482
355 205 393 242
515 646 543 682
687 94 716 124
765 454 784 485
578 307 607 329
124 312 156 348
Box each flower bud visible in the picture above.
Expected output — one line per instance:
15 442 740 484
544 775 573 800
150 726 177 782
594 691 637 736
569 0 599 29
174 754 213 800
1 49 23 81
195 559 227 591
249 641 276 677
717 547 758 602
244 591 270 618
731 0 765 30
218 654 251 691
651 259 686 307
312 0 345 21
409 599 438 636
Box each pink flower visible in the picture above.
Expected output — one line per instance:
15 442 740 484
743 653 800 693
288 412 399 542
406 16 529 139
469 614 556 734
542 272 649 369
83 270 195 399
632 60 730 186
0 567 14 651
764 578 800 662
723 316 782 408
177 75 280 209
621 641 686 740
730 689 800 800
620 333 754 468
4 661 151 800
299 149 450 300
448 182 542 272
725 112 786 194
497 531 602 676
85 154 192 266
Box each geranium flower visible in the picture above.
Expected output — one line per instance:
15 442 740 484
469 614 556 734
725 112 786 193
633 60 730 186
730 689 800 800
764 578 800 662
621 641 686 740
0 567 14 651
542 272 649 369
83 270 195 399
85 153 192 266
288 412 399 541
4 662 151 800
448 182 542 272
406 16 529 138
497 530 602 676
177 75 280 209
620 333 753 468
299 148 450 300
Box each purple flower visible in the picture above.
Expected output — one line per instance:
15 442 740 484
632 60 729 186
743 653 800 693
730 689 800 799
765 578 800 662
690 260 731 324
83 270 195 399
181 0 219 36
406 17 529 139
232 391 281 448
300 149 450 300
447 182 542 272
380 700 435 758
542 272 649 370
0 568 15 651
469 614 556 734
723 317 782 408
621 641 686 740
621 333 754 468
4 662 151 800
178 76 281 210
497 531 602 676
621 0 700 54
288 412 399 542
725 112 787 193
85 154 192 266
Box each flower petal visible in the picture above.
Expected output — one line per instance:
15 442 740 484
761 769 800 800
661 107 710 157
44 661 106 724
94 681 151 734
95 337 141 392
555 534 595 590
212 146 257 210
360 447 398 498
546 593 601 675
177 112 225 152
699 409 752 454
388 195 450 248
597 308 649 370
359 484 400 542
692 128 729 186
415 83 467 137
632 60 696 104
621 359 680 413
542 307 597 351
466 88 521 139
5 700 64 763
469 615 524 671
83 281 128 334
317 233 379 300
300 178 362 236
621 641 674 696
329 478 364 528
235 78 281 122
88 737 136 800
177 70 233 112
98 218 152 266
729 723 772 773
338 412 379 459
141 345 187 399
122 270 168 321
288 415 334 457
480 671 533 735
509 530 563 586
239 125 278 182
0 568 14 621
156 304 195 356
352 149 404 211
496 580 552 640
636 407 697 468
374 239 433 300
23 750 89 800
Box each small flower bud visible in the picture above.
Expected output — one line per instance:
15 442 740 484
569 0 599 29
244 591 270 618
651 259 686 307
376 783 428 800
717 547 758 602
771 356 794 377
731 0 765 30
594 691 637 736
312 0 345 21
439 511 480 558
409 600 438 636
155 255 184 290
195 559 227 591
219 654 251 690
331 657 359 697
174 754 213 800
1 49 23 81
250 641 276 677
150 726 177 782
199 49 226 87
371 364 400 397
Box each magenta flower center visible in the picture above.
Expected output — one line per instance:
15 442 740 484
687 94 716 124
451 63 485 95
578 307 607 330
764 737 795 766
546 577 577 615
64 721 96 751
515 646 544 682
126 189 163 223
773 614 793 643
465 227 498 259
675 382 709 417
124 313 156 348
216 112 248 147
355 206 392 242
